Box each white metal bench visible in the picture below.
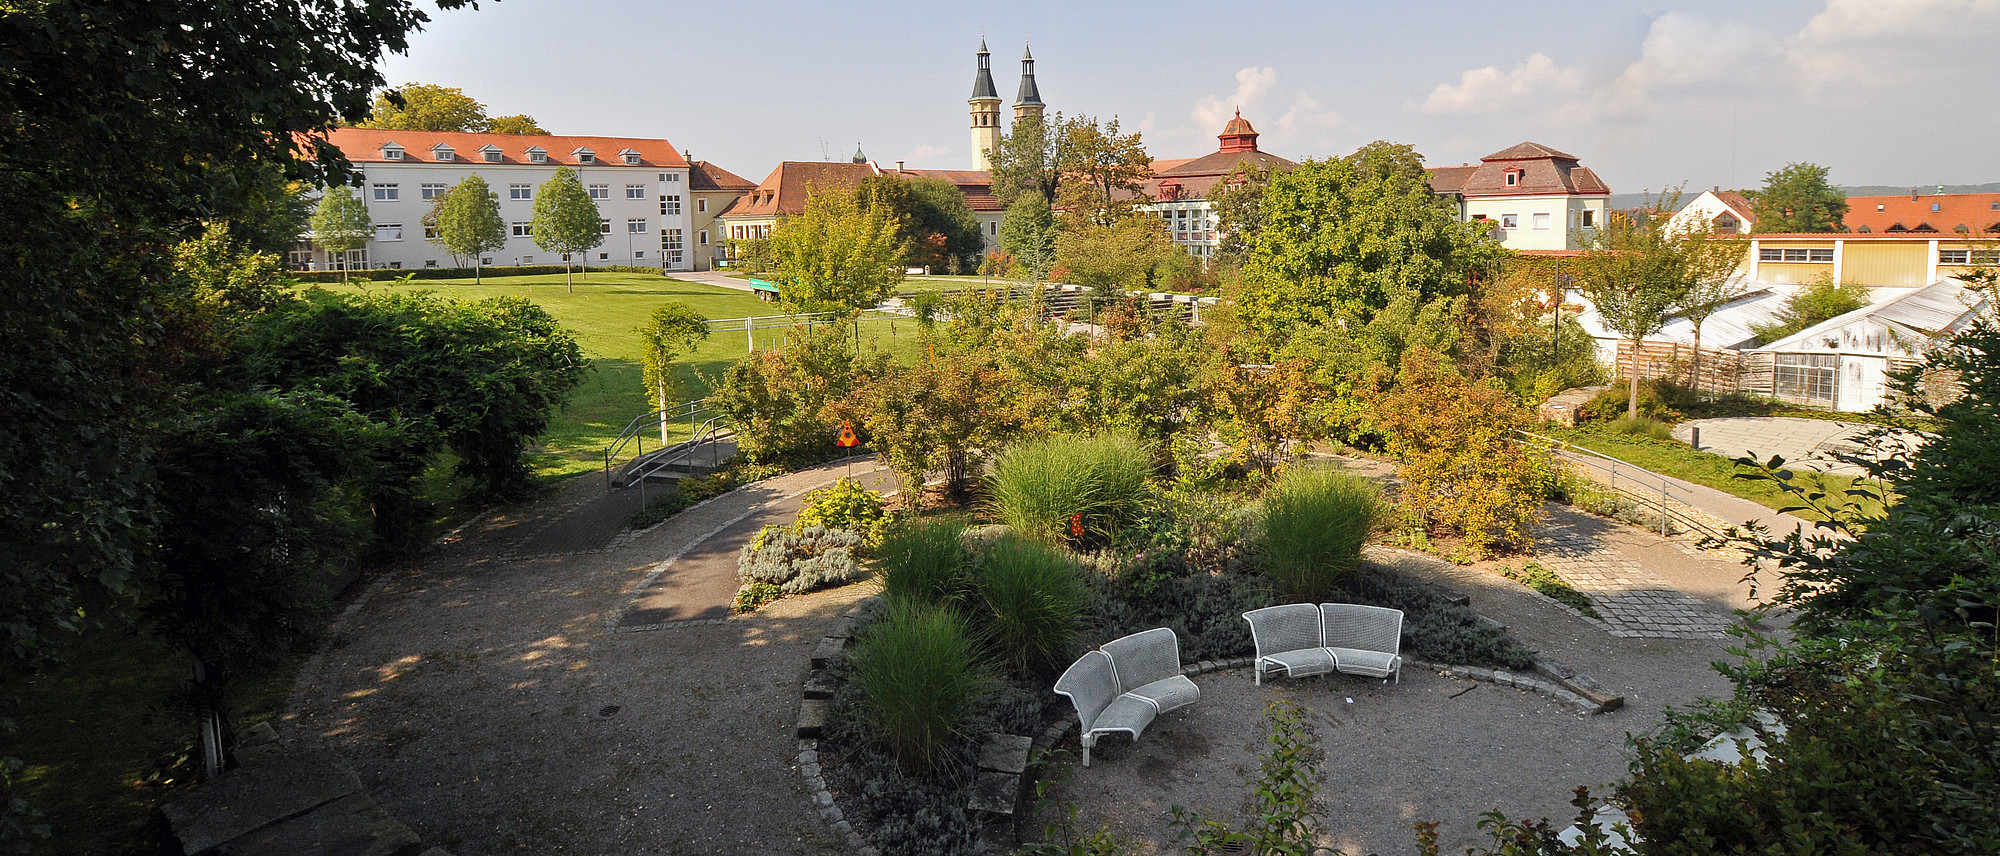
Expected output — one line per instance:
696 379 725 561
1053 628 1200 767
1243 603 1403 686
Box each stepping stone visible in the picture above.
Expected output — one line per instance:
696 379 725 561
977 734 1032 775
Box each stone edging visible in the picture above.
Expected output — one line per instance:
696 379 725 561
794 605 1624 856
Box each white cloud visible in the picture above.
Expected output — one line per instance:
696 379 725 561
900 143 949 166
1192 66 1278 130
1417 53 1581 114
1783 0 2000 91
1603 13 1773 109
1277 91 1342 134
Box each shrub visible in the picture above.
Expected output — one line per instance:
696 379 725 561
852 599 991 774
1333 569 1537 670
987 434 1151 546
794 477 887 539
736 525 866 595
1609 415 1674 440
1169 699 1325 855
1373 350 1544 558
732 581 782 613
1577 379 1688 423
876 516 972 605
1499 562 1601 619
1256 466 1380 601
974 537 1088 678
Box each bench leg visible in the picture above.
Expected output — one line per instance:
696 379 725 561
1081 734 1093 768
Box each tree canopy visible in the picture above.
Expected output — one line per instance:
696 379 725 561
484 113 548 135
1749 276 1869 345
355 83 487 131
639 303 710 415
767 188 907 315
308 184 374 280
857 175 983 274
530 165 604 291
1747 162 1849 233
433 174 507 281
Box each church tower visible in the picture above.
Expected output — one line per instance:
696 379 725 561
969 38 1002 171
1013 43 1045 126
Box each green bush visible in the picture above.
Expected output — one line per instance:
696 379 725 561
1256 467 1380 601
1608 415 1674 441
286 263 669 283
876 516 972 605
795 477 887 539
736 525 866 595
974 537 1088 678
987 434 1151 545
1500 562 1601 619
1577 379 1690 423
852 599 991 773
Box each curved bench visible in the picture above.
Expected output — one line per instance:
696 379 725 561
1243 603 1404 686
1053 628 1200 767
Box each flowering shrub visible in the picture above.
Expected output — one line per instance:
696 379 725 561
1373 349 1542 558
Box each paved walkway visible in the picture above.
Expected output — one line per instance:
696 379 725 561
1674 416 1926 475
668 270 760 294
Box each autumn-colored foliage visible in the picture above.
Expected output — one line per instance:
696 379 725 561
1372 349 1542 557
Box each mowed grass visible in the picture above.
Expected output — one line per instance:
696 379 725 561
1549 425 1890 522
305 271 923 480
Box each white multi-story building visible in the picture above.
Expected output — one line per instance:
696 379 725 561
1135 111 1298 261
303 128 732 272
1427 142 1610 252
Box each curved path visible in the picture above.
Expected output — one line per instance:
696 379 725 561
287 459 894 855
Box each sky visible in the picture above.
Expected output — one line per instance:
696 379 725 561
377 0 2000 194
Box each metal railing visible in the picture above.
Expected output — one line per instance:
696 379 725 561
704 307 912 353
604 401 730 491
1516 429 1728 542
619 415 734 510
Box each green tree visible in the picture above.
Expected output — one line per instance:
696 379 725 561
1670 232 1754 393
530 165 603 292
999 196 1058 281
1053 116 1153 229
1234 142 1505 345
767 188 907 315
433 174 506 282
308 183 374 282
638 304 710 442
1570 193 1731 417
989 112 1061 207
1749 275 1869 344
1053 216 1188 294
484 113 547 134
1208 162 1275 271
355 82 487 132
1747 162 1849 233
858 175 983 273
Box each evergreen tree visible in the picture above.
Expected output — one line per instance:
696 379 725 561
433 174 506 283
530 165 603 292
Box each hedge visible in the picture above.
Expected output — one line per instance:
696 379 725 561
288 264 671 284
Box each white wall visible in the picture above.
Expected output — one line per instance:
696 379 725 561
1464 194 1607 251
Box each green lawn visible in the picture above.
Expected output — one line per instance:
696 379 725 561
305 271 922 481
1546 425 1890 521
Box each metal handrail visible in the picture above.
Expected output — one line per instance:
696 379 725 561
604 400 707 491
622 416 734 510
1516 429 1729 542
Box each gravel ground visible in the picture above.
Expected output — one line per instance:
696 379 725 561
286 462 890 855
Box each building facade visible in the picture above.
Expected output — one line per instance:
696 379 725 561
1428 142 1610 252
687 160 756 269
303 128 740 273
1135 111 1297 260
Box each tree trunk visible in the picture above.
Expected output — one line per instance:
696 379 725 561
474 256 482 285
192 656 229 780
565 258 573 293
658 388 669 446
1690 323 1705 398
1627 337 1642 419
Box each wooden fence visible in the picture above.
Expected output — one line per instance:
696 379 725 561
1612 340 1747 394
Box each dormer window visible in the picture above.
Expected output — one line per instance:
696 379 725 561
1504 169 1521 187
480 144 503 163
381 143 405 161
524 146 547 164
430 143 455 162
619 148 642 165
572 147 596 164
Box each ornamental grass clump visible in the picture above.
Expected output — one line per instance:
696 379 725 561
875 516 972 605
974 536 1088 678
1258 466 1380 602
853 599 991 774
987 434 1151 546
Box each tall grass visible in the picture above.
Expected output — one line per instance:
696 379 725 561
853 599 991 774
987 434 1150 545
875 516 971 604
975 537 1088 678
1258 467 1380 601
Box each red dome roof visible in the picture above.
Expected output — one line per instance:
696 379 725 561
1221 109 1256 137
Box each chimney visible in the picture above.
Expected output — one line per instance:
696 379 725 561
1713 185 1719 192
1913 188 1920 201
896 161 905 172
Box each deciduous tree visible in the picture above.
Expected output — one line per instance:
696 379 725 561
1053 116 1152 229
433 174 506 282
484 113 547 135
638 304 710 442
1053 216 1188 295
858 175 983 273
1749 275 1869 345
1746 162 1849 233
530 165 603 292
999 196 1057 281
308 184 373 282
355 82 487 132
1671 232 1753 393
767 188 907 315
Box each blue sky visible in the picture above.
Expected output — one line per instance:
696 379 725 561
379 0 2000 193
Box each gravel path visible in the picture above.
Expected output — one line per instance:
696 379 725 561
287 460 893 855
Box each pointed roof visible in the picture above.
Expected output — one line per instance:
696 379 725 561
687 160 755 192
852 144 868 164
1218 108 1259 153
1845 192 2000 236
1482 141 1580 161
969 37 999 102
1441 141 1608 198
1015 43 1043 106
716 161 880 220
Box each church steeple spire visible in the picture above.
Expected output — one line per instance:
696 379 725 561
1013 42 1044 125
968 37 1003 171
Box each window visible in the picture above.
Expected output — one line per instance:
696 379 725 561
373 223 402 241
421 183 447 200
661 172 679 182
371 183 399 201
1991 201 1999 210
1876 204 1886 211
622 152 641 165
425 259 438 267
432 145 455 162
1505 170 1520 187
599 218 611 234
660 195 681 215
423 224 438 239
483 150 502 163
661 228 683 265
382 147 404 160
588 184 609 200
635 251 645 258
627 218 647 233
1931 203 1942 212
1775 354 1838 405
989 221 998 235
528 151 547 164
1532 213 1551 230
388 261 402 269
510 184 532 200
522 255 534 264
1940 249 2000 265
697 198 707 213
599 252 610 260
1758 248 1834 263
627 185 646 199
1581 209 1597 228
511 222 532 237
481 257 492 265
699 229 708 246
573 148 595 164
1500 214 1519 229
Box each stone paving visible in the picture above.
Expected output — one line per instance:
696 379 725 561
1534 514 1734 639
1675 416 1926 475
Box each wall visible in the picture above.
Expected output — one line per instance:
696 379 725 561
1463 195 1606 251
1840 242 1927 287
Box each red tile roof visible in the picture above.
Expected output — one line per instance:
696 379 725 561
1432 141 1608 198
321 127 688 168
688 160 755 192
887 168 1004 212
1426 165 1477 195
717 161 880 219
1844 193 2000 235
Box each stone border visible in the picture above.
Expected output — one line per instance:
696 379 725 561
795 608 1624 856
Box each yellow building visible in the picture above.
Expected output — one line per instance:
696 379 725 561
1743 233 1998 287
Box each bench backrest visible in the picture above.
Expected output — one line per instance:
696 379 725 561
1319 603 1402 655
1099 627 1183 691
1243 604 1325 658
1054 650 1118 733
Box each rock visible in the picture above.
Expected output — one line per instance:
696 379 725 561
967 771 1020 816
802 668 836 700
797 699 828 738
977 734 1032 775
213 792 422 856
810 636 846 669
163 742 361 856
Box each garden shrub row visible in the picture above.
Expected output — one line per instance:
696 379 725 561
288 264 669 283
